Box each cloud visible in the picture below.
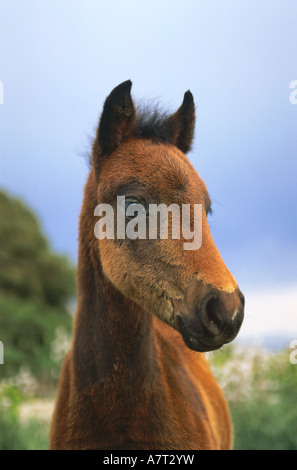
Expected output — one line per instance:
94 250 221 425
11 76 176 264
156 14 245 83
238 283 297 343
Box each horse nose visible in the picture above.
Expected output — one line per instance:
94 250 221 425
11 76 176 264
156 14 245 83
174 285 244 352
238 289 245 309
200 289 244 345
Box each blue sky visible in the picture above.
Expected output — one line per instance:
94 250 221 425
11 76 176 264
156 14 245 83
1 1 297 340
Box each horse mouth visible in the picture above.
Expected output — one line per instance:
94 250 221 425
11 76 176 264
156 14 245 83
176 315 223 353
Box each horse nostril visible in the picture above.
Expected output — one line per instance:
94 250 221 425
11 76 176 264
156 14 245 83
201 295 221 335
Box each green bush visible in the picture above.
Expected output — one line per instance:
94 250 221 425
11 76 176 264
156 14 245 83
0 189 75 383
0 385 49 450
0 293 72 380
0 191 75 307
210 346 297 450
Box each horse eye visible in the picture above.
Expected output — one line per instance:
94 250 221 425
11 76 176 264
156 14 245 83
125 199 147 219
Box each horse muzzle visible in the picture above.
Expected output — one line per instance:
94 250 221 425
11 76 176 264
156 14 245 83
173 285 245 352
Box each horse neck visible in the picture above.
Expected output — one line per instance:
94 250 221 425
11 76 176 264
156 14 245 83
72 170 155 387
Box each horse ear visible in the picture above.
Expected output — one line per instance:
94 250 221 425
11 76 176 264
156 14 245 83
163 91 195 153
93 80 135 160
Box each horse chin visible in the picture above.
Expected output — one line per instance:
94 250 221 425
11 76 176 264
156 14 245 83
176 315 224 353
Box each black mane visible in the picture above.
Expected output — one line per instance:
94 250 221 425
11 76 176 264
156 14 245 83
85 102 173 167
133 102 173 143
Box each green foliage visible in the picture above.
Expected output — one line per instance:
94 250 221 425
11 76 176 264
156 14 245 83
0 190 75 307
0 189 75 382
0 294 72 379
1 346 295 450
210 345 297 450
0 385 48 450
